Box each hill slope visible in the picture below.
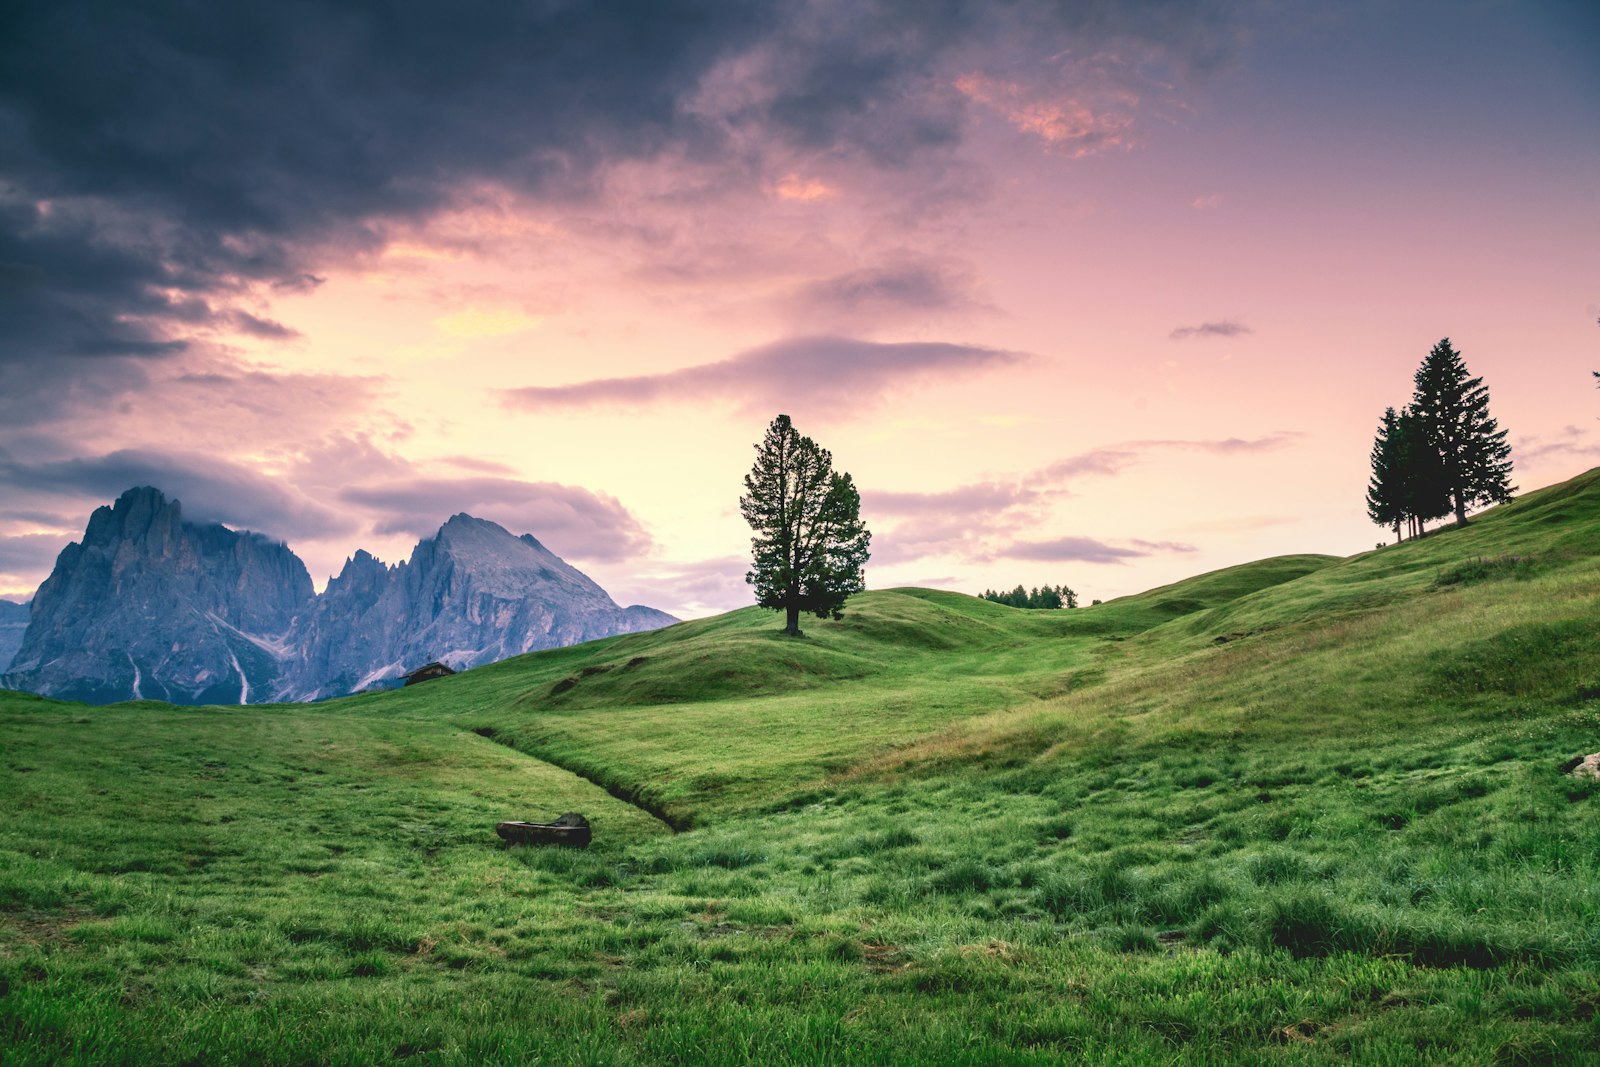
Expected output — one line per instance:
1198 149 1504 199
3 469 1598 1064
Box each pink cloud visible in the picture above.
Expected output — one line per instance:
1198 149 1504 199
504 336 1023 417
954 72 1137 158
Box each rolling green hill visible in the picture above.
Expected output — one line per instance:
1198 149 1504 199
3 468 1599 1064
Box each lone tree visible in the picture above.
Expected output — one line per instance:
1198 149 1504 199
741 414 871 636
1409 338 1514 524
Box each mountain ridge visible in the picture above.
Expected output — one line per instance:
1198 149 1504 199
0 487 676 704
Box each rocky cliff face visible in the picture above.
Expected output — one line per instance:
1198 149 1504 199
279 514 676 701
2 487 313 704
2 489 677 705
0 599 29 672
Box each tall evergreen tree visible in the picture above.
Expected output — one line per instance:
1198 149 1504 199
1396 406 1452 537
741 414 871 636
1410 338 1514 524
1366 406 1451 541
1365 407 1405 542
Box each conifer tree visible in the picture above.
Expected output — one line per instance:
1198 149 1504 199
741 414 871 636
1396 406 1452 537
1410 338 1514 524
1365 407 1405 542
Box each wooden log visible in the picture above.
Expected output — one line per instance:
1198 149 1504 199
496 812 592 848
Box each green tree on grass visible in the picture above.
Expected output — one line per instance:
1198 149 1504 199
1365 407 1406 542
741 414 871 636
1409 338 1514 525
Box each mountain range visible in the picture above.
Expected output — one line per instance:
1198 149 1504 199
0 487 676 704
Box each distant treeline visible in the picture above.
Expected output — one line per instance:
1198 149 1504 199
980 584 1078 609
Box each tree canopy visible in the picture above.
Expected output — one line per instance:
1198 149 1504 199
1367 339 1514 540
740 414 871 636
1366 405 1450 541
1409 338 1514 524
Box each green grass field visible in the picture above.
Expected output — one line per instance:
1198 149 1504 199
4 468 1600 1064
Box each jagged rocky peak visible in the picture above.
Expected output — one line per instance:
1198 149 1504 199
276 511 675 701
2 488 679 706
2 487 314 705
83 485 182 546
327 548 391 591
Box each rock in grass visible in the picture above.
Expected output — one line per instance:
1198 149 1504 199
1561 754 1600 778
496 812 592 847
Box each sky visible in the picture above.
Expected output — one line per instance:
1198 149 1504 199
1 0 1596 618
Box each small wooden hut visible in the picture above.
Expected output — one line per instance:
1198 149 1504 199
402 661 457 686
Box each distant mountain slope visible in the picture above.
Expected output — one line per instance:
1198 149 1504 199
0 488 677 705
2 487 313 704
279 514 679 701
0 598 30 671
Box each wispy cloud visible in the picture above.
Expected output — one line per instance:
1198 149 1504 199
1170 320 1253 341
866 482 1040 517
595 555 752 619
1513 425 1600 465
986 535 1197 564
867 432 1300 568
782 257 988 331
339 477 653 564
504 336 1022 417
1031 433 1301 484
0 447 351 542
954 72 1137 158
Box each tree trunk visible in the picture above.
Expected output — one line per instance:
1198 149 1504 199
1454 495 1468 525
784 603 802 636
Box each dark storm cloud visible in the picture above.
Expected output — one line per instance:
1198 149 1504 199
0 0 1251 409
0 448 351 541
1169 320 1253 340
0 0 773 406
504 336 1022 416
339 478 653 563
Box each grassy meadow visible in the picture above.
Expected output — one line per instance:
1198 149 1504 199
4 468 1600 1064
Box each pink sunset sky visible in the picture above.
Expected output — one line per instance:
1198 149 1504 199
1 0 1596 617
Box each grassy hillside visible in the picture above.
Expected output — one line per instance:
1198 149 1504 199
3 469 1599 1064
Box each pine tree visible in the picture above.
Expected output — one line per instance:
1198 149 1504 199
1410 338 1514 524
1365 407 1405 542
1396 406 1452 537
741 414 871 636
